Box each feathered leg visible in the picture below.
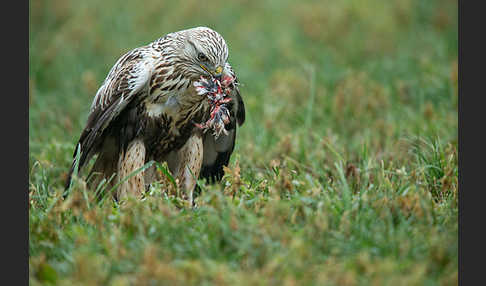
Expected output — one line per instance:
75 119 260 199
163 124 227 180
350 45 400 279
171 133 203 205
117 139 146 200
182 133 204 203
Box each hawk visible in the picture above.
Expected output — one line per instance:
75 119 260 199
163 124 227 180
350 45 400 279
65 27 245 203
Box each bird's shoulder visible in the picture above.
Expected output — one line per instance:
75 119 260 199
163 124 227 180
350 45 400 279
78 46 159 157
89 45 163 113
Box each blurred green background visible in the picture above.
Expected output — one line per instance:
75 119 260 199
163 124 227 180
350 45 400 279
30 0 457 285
29 0 458 169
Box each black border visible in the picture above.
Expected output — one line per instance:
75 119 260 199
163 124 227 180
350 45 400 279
459 0 483 285
6 0 29 284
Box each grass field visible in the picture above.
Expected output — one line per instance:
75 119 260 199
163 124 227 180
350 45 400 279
29 0 458 285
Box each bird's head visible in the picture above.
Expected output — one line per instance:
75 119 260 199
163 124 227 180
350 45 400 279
173 27 229 80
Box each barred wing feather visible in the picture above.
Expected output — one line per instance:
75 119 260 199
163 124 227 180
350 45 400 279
65 48 153 188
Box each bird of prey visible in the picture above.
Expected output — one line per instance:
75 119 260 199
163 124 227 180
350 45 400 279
65 27 245 203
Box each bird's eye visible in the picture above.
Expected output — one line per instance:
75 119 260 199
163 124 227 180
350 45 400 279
197 53 208 62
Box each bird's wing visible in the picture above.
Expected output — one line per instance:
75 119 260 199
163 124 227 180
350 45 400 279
66 47 153 187
200 63 245 182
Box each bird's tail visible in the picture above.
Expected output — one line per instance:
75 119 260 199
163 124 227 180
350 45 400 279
64 143 82 195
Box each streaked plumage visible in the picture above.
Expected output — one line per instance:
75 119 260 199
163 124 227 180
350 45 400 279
65 27 245 202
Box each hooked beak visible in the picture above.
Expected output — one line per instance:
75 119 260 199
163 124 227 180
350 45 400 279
200 64 223 80
213 66 223 78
